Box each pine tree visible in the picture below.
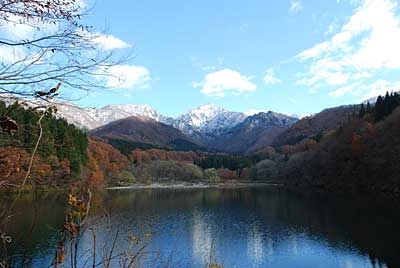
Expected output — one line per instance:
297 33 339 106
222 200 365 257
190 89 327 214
383 91 391 117
358 104 366 118
374 95 384 122
366 102 372 113
0 100 89 179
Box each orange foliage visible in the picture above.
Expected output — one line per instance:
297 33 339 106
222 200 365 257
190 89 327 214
0 147 71 188
85 138 131 186
84 149 105 189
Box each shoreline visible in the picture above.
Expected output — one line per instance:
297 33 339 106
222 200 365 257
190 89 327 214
0 182 282 193
106 181 283 190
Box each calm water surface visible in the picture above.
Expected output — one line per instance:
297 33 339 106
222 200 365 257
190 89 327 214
1 187 400 268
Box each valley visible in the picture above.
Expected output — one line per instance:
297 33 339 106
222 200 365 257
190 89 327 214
1 92 398 197
2 1 400 268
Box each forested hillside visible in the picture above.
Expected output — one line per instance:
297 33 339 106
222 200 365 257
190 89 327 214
2 92 399 194
0 101 88 188
266 92 400 194
273 105 360 146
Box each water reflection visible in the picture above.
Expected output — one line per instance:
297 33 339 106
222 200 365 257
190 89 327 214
192 209 212 264
247 222 264 265
1 187 400 268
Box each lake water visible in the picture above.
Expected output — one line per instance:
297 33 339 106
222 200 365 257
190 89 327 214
1 187 400 268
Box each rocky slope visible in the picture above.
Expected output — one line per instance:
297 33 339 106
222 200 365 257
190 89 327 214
205 111 299 154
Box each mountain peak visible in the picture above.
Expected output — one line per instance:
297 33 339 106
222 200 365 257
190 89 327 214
191 103 226 115
177 104 227 129
89 103 170 127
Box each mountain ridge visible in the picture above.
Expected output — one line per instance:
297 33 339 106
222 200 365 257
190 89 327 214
0 95 369 155
88 115 205 153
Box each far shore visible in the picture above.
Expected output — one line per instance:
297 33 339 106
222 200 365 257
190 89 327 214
106 181 283 190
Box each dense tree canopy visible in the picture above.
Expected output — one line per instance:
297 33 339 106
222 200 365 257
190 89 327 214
0 100 88 175
360 92 400 122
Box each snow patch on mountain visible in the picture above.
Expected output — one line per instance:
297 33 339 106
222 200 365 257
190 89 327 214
176 104 226 129
0 96 298 140
242 111 299 129
88 104 171 126
202 111 247 135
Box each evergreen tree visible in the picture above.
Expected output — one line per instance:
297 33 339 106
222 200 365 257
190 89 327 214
366 102 372 113
374 96 384 122
0 100 88 179
358 104 366 118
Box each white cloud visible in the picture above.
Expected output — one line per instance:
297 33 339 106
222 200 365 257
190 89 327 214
297 42 330 60
360 80 400 101
0 14 129 52
195 69 256 97
0 14 60 42
329 82 360 97
296 0 400 96
290 0 303 13
103 65 151 89
352 72 372 79
92 33 131 50
329 79 400 100
296 68 349 88
264 69 281 85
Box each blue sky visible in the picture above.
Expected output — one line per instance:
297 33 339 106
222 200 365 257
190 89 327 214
78 0 400 117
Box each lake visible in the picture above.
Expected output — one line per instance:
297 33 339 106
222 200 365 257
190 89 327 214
1 187 400 268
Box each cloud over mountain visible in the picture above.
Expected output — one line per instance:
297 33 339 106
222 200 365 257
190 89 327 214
194 69 256 97
296 0 400 100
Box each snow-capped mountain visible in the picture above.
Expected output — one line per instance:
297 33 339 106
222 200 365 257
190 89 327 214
0 95 298 150
175 104 226 130
202 111 299 154
87 104 171 127
201 111 247 136
0 94 100 130
174 104 247 136
0 95 174 130
241 111 299 129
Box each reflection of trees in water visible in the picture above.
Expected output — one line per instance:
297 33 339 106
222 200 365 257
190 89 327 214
92 188 400 267
252 189 400 268
2 188 400 268
0 193 66 267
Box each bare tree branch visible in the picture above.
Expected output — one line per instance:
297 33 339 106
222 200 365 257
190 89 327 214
0 0 131 100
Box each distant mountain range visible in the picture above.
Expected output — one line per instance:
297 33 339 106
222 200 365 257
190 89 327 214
83 103 299 153
50 102 299 136
0 95 366 154
202 111 299 154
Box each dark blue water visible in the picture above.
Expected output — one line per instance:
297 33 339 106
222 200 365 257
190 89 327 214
2 187 400 267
